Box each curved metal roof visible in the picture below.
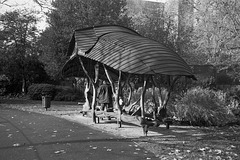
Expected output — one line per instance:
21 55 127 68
67 25 139 56
62 54 121 81
63 25 195 79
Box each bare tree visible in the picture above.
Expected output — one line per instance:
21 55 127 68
0 0 11 8
191 0 240 66
32 0 53 10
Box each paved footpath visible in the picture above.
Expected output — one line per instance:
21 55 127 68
0 107 158 160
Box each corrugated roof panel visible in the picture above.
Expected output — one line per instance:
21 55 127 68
72 25 139 54
78 31 192 76
63 25 195 79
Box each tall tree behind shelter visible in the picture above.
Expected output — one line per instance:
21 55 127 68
38 0 132 81
190 0 240 80
0 10 42 94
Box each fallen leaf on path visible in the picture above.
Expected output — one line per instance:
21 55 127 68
175 149 180 153
54 150 66 154
13 143 20 147
230 145 236 148
26 146 34 150
214 149 222 154
186 150 191 153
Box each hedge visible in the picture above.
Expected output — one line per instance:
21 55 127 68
28 83 56 100
28 84 84 101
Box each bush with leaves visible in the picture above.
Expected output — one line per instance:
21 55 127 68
54 86 84 102
225 86 240 118
28 84 56 100
174 87 236 126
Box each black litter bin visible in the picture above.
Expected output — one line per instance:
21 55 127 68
42 95 51 110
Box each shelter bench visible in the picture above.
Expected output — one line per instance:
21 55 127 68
95 111 117 124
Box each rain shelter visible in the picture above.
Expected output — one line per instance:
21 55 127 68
62 25 196 127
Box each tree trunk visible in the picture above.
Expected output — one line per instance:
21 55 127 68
78 56 98 123
83 79 91 112
103 65 122 127
152 76 180 120
151 84 157 120
123 74 132 107
91 84 97 123
140 75 148 118
22 77 26 95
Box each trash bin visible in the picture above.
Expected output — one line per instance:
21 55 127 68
42 95 51 110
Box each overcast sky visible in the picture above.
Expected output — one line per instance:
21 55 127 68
1 0 39 11
0 0 49 30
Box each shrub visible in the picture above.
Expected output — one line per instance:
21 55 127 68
28 84 56 100
54 86 84 101
174 87 236 126
225 86 240 118
225 86 240 101
130 88 157 113
215 73 233 85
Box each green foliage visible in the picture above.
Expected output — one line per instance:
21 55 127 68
128 0 176 49
28 84 84 101
215 64 240 85
190 0 240 66
174 87 236 126
215 73 233 85
1 55 49 94
54 86 84 101
28 84 56 100
39 0 132 80
224 86 240 118
226 86 240 100
131 88 156 104
0 10 38 49
0 10 44 94
131 88 161 114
